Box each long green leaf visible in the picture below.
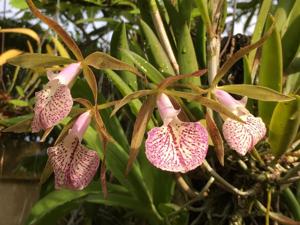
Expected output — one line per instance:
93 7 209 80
258 18 283 125
110 22 138 90
164 0 199 83
139 20 175 75
120 49 165 84
25 182 124 225
282 0 300 70
219 85 293 102
269 96 300 158
248 0 272 67
104 69 142 116
7 53 75 68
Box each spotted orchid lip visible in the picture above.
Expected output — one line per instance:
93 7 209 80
48 133 99 190
145 93 209 172
32 63 81 132
47 111 99 190
146 120 208 172
31 80 73 132
222 114 266 155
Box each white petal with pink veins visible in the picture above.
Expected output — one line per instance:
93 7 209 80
47 132 99 190
223 115 266 155
145 119 208 172
32 80 73 132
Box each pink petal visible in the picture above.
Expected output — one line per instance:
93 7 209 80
222 115 266 155
47 133 99 190
145 120 208 172
156 93 180 125
47 62 81 86
70 111 92 140
32 80 73 132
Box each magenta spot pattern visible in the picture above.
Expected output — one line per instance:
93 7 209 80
145 120 208 172
47 132 99 190
222 114 266 155
32 80 73 132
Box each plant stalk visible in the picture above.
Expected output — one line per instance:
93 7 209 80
148 0 179 74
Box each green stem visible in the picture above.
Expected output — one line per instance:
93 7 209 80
281 188 300 221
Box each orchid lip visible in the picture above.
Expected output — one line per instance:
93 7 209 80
146 93 208 172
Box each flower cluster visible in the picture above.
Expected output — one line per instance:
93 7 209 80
32 63 99 190
145 90 266 173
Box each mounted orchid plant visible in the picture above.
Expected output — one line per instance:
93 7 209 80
2 0 300 225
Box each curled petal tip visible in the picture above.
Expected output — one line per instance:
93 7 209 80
145 121 208 172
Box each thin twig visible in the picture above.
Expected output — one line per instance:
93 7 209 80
202 160 256 196
175 173 198 198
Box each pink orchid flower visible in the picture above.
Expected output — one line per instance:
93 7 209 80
214 89 266 156
145 93 208 173
32 62 81 132
47 110 100 190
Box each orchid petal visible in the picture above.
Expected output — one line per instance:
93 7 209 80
223 115 266 155
145 120 208 172
32 80 73 132
47 62 81 85
157 93 180 125
47 132 99 190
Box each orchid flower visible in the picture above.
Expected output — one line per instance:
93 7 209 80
145 93 208 173
214 89 266 156
32 62 81 132
47 110 100 190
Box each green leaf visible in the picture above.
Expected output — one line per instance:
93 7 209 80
0 114 32 127
158 203 189 225
120 49 165 84
104 69 143 116
285 72 300 94
164 0 199 83
139 20 175 75
218 85 294 102
110 22 138 90
8 99 29 107
194 17 207 68
84 51 142 77
25 183 126 225
83 129 154 210
248 0 272 67
269 96 300 158
282 0 300 70
10 0 28 9
281 188 300 221
258 18 283 125
194 0 212 31
274 0 296 34
7 53 75 68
